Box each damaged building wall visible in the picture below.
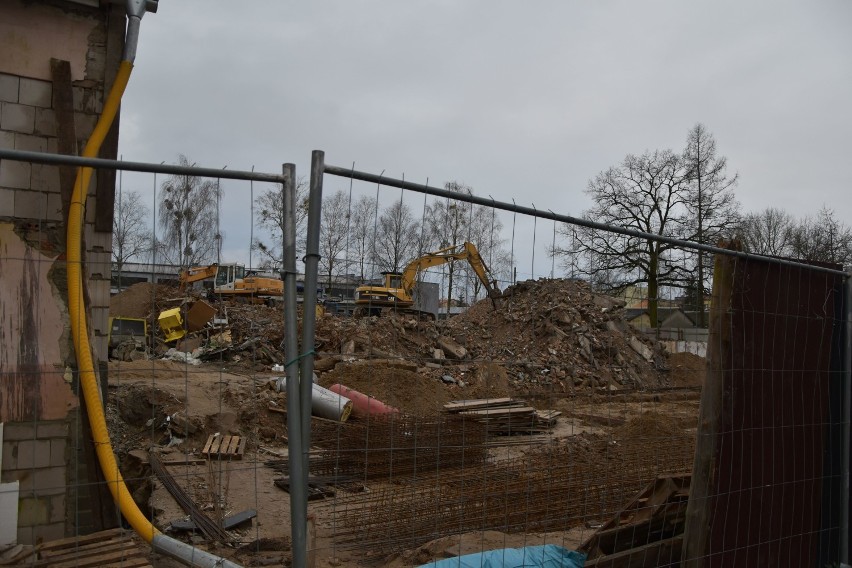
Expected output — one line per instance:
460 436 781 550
0 0 124 545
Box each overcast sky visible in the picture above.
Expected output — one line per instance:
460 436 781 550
117 1 852 280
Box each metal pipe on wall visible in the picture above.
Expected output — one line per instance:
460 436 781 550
279 163 307 567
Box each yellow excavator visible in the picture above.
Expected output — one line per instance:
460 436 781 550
355 241 501 317
179 263 284 299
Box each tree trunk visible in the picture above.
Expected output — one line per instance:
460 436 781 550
648 248 659 328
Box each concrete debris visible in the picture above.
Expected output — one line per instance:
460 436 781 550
163 348 202 366
111 339 148 362
629 336 654 362
111 278 671 392
437 336 468 360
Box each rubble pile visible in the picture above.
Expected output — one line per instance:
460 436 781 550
109 282 184 320
109 278 671 392
443 278 667 390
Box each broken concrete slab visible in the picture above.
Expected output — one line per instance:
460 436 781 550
437 336 467 360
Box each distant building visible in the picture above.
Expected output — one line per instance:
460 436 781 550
625 307 696 330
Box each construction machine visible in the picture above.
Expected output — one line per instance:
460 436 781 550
355 241 501 317
179 263 284 299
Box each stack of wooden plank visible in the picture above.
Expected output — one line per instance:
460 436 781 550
443 398 560 435
579 474 691 567
6 528 152 567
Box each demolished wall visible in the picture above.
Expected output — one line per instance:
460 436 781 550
0 0 125 544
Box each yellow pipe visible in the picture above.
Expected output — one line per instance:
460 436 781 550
66 60 159 543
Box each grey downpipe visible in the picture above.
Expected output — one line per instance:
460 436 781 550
152 535 241 568
278 164 309 566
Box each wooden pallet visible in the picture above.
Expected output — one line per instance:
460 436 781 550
202 433 246 459
579 474 691 567
13 527 151 567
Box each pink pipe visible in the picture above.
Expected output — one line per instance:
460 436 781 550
328 384 399 417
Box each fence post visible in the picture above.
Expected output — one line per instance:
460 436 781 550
301 150 324 484
281 162 307 567
843 274 852 564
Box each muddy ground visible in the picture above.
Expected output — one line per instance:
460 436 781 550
107 354 703 567
105 279 706 566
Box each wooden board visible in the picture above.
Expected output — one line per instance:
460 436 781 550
202 434 245 460
13 528 151 568
443 398 518 411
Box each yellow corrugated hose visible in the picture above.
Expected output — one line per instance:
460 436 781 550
66 60 160 544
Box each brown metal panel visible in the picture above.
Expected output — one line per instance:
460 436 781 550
704 258 842 566
93 4 125 233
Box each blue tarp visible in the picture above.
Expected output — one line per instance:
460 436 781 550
417 544 586 568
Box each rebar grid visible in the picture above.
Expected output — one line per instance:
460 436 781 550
328 428 696 553
269 415 489 480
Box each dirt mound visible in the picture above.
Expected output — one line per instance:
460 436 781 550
613 411 693 445
318 361 454 416
444 278 666 390
111 278 672 397
110 282 182 319
666 351 706 387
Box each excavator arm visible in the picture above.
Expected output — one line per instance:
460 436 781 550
400 242 500 305
178 264 219 290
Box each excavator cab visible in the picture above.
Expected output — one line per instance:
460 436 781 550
385 273 403 290
214 263 245 291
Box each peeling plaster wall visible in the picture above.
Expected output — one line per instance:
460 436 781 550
0 223 78 422
0 1 99 82
0 0 123 544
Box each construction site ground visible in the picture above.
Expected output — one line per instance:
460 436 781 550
105 279 706 567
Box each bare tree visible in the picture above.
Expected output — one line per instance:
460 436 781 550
157 155 222 269
349 194 377 281
425 182 474 309
461 202 510 301
252 178 308 271
318 190 350 293
789 206 852 267
371 199 420 274
739 207 795 256
562 150 692 327
682 123 739 326
112 190 153 274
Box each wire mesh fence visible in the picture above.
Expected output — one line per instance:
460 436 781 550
0 147 849 567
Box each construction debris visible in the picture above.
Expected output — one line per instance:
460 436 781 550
3 528 152 568
149 453 232 544
169 509 257 533
104 278 705 564
579 474 691 567
443 398 560 435
109 278 670 393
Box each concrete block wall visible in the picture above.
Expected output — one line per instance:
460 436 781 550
1 421 69 544
0 0 123 545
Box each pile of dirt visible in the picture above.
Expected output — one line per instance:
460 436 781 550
109 278 680 395
666 351 706 388
443 278 667 390
315 359 513 416
109 282 183 319
613 411 693 445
